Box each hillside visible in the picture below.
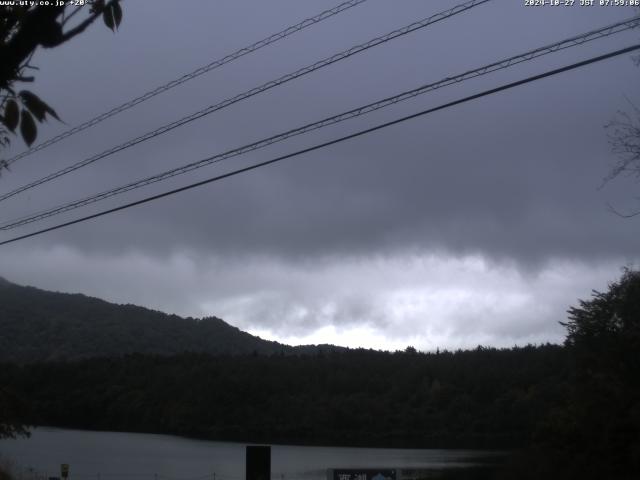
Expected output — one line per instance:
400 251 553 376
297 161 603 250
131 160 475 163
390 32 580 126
0 277 310 362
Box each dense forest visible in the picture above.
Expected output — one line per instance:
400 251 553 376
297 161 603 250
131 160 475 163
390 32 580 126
1 270 639 478
0 345 568 449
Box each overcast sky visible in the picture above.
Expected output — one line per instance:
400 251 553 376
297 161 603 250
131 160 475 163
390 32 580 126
1 0 639 351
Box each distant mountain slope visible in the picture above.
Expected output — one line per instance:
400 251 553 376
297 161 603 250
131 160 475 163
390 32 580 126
0 277 307 362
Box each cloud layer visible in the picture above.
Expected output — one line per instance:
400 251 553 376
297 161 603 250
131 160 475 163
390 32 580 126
0 245 628 350
0 0 638 350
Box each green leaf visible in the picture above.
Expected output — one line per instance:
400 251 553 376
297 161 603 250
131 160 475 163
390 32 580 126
103 1 121 32
19 91 45 121
19 90 60 122
20 110 37 146
43 101 60 122
103 8 114 31
4 99 19 132
113 1 123 29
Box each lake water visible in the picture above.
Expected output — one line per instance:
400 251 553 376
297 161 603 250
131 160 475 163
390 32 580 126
0 428 500 480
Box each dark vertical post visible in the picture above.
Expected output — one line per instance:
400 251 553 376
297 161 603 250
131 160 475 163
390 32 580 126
246 445 271 480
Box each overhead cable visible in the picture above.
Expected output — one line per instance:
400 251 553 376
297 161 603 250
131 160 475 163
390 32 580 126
3 0 371 167
2 16 638 230
0 0 492 202
1 43 638 247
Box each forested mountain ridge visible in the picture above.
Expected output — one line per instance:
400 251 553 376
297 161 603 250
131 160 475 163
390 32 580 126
1 270 639 477
0 277 335 362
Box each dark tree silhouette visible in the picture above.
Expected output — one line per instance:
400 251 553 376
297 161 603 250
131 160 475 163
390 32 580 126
557 268 640 477
0 1 123 435
0 387 29 439
564 268 640 349
0 1 123 167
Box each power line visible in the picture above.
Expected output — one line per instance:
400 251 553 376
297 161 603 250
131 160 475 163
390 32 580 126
2 0 370 167
1 43 637 247
0 0 492 203
2 15 638 231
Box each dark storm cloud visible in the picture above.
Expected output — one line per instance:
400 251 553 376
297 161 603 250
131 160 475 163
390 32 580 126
2 0 635 263
0 0 638 348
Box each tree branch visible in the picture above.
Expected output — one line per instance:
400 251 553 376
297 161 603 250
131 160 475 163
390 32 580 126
606 202 640 218
61 5 83 27
59 4 108 44
0 2 113 87
0 6 63 85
